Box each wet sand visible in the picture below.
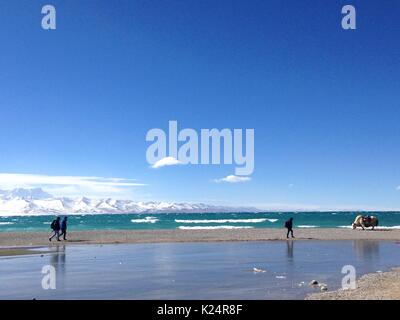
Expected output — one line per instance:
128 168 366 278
306 267 400 300
1 228 400 246
0 247 47 256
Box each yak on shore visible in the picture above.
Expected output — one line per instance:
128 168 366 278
352 215 379 230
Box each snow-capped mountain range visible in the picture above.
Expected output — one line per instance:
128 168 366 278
0 188 258 216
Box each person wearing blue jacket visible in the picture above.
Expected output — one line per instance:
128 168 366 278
59 217 68 241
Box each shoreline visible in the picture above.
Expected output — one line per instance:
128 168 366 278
1 228 400 246
306 267 400 300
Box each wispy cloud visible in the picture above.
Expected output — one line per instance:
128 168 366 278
214 175 251 183
396 186 400 191
151 157 183 169
0 173 145 199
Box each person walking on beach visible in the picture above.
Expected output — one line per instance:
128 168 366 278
59 217 68 241
285 217 295 239
49 217 61 242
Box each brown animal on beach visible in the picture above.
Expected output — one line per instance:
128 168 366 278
352 215 379 230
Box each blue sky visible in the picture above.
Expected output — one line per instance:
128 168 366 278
0 0 399 210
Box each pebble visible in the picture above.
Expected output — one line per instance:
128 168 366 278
309 280 319 286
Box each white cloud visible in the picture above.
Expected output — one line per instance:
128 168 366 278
151 157 183 169
214 175 251 183
0 173 145 199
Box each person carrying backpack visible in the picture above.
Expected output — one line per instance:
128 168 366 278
49 217 61 242
284 217 295 239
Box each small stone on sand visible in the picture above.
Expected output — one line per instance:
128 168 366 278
309 280 319 286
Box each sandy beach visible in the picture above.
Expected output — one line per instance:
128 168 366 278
307 267 400 300
1 228 400 246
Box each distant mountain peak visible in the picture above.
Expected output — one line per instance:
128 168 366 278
0 188 258 216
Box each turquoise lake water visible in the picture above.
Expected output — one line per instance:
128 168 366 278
1 211 400 232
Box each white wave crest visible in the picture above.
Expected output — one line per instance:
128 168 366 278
0 222 14 225
377 226 400 229
178 225 254 230
131 216 159 223
297 225 319 228
339 225 400 229
175 218 267 224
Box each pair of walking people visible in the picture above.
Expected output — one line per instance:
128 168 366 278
49 217 68 241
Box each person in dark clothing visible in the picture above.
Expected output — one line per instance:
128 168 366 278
49 217 61 241
59 217 68 241
284 217 294 238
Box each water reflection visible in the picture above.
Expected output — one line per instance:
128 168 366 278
286 240 294 260
352 240 380 261
50 245 66 276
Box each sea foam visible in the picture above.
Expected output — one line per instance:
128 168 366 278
175 218 268 224
374 226 400 230
338 225 400 229
297 225 319 228
131 217 159 223
178 226 254 230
